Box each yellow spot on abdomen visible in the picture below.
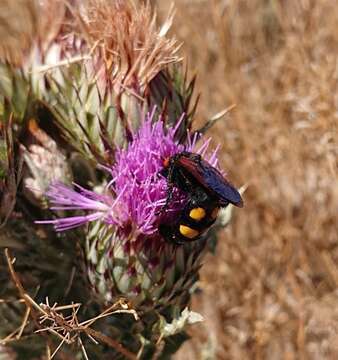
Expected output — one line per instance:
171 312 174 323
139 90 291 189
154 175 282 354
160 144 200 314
179 225 199 239
211 207 220 220
189 207 206 221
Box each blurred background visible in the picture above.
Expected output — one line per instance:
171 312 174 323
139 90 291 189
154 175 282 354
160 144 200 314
155 1 337 359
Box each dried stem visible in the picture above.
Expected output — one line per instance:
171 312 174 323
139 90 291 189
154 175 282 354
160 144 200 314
1 248 137 360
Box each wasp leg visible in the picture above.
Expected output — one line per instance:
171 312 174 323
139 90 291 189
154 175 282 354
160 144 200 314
159 183 174 214
159 224 188 245
159 224 177 243
157 162 176 215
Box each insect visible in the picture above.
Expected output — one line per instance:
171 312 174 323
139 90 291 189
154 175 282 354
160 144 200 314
159 151 243 245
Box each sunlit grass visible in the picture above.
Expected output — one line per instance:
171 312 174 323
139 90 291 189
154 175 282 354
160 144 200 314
156 1 338 358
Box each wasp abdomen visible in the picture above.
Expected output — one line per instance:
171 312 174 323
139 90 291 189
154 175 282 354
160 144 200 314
189 207 206 221
160 201 220 244
178 224 200 239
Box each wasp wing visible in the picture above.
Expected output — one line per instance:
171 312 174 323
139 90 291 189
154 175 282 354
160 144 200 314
177 155 243 207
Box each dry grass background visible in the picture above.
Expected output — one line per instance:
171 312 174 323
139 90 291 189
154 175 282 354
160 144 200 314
154 1 338 359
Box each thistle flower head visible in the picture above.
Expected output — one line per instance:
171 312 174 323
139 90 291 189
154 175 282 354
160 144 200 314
40 109 219 244
35 109 225 311
110 110 189 235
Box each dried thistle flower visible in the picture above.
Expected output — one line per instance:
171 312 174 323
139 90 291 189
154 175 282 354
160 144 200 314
21 120 72 207
76 0 180 87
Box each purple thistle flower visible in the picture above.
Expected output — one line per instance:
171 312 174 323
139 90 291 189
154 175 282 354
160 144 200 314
39 109 219 239
36 182 117 231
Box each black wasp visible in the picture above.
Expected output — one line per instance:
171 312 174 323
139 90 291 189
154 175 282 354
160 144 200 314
159 151 243 245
